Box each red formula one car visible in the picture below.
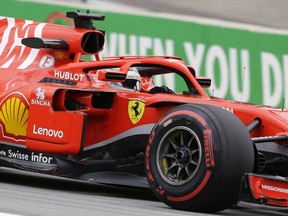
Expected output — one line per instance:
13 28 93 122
0 11 287 213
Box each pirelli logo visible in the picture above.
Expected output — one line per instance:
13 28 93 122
204 129 215 168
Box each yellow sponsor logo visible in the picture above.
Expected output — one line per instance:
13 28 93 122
128 99 145 124
0 96 29 137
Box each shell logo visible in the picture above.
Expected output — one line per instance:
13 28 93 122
0 95 29 139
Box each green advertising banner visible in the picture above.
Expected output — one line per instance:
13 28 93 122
1 0 288 107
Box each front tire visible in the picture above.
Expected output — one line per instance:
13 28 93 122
145 104 254 212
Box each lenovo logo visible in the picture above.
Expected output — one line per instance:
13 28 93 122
32 124 64 139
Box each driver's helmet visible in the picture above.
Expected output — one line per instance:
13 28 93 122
122 67 141 91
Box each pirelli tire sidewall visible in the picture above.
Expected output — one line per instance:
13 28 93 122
145 104 254 212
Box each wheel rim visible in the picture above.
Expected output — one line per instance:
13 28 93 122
156 126 202 186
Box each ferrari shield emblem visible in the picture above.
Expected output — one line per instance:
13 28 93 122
128 99 145 124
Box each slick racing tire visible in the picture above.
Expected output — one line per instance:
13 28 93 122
145 104 254 212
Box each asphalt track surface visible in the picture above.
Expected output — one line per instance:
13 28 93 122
0 167 287 216
1 1 287 216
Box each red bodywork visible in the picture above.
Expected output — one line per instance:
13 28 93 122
247 174 288 206
0 13 287 209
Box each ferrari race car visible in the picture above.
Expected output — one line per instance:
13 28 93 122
0 11 287 213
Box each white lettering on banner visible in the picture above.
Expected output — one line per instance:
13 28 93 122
139 36 152 55
230 49 250 102
54 70 85 82
183 42 205 73
184 42 251 101
120 34 137 55
32 124 64 138
206 45 229 98
154 38 174 56
102 33 174 57
260 52 288 108
261 52 283 107
284 56 288 108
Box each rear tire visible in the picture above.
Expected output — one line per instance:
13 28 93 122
145 104 254 212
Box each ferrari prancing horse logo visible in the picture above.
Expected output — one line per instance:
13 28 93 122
128 99 145 124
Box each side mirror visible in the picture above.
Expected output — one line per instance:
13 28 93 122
196 76 211 88
97 69 126 82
